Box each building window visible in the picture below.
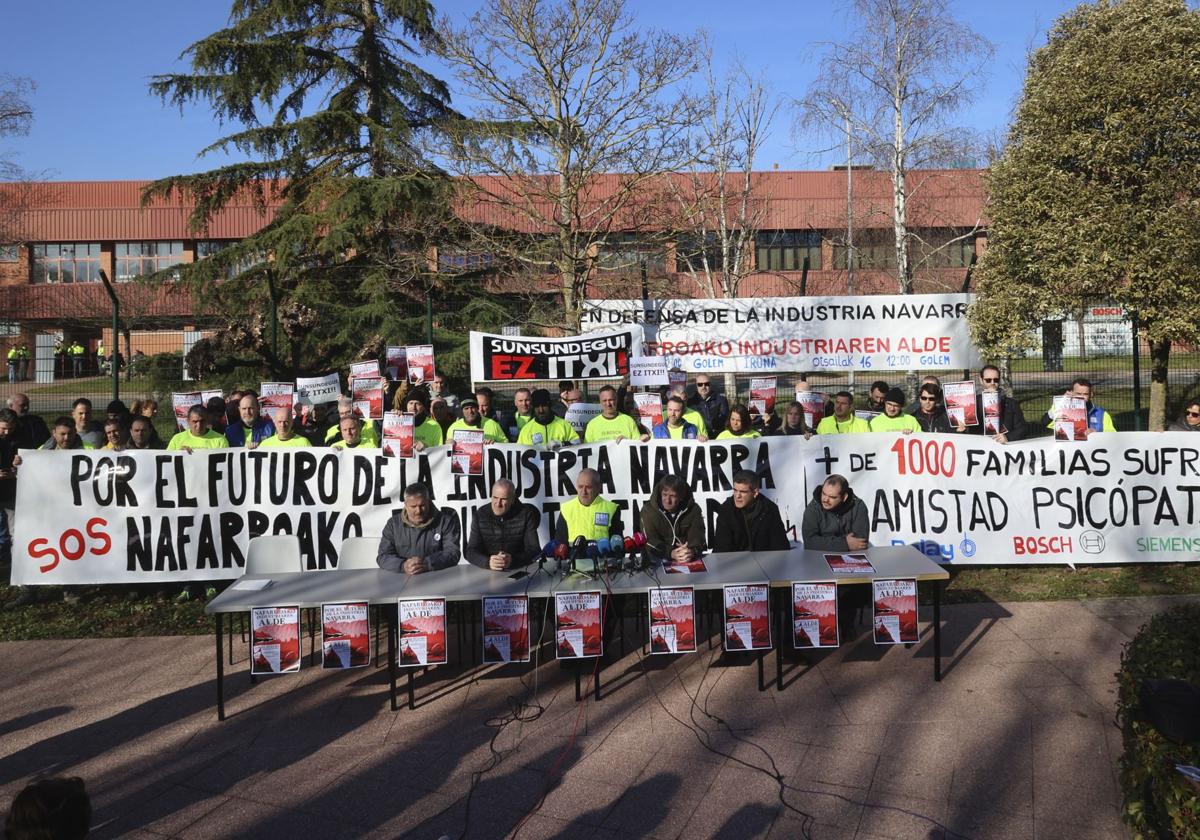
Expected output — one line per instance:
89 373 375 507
196 240 262 279
755 230 822 271
596 233 665 274
437 246 495 274
115 241 184 280
675 233 729 272
913 228 976 268
833 230 897 270
31 243 101 284
0 245 19 263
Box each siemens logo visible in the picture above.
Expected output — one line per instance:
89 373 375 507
1136 537 1200 553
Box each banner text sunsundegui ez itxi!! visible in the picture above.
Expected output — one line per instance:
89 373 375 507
11 433 1200 584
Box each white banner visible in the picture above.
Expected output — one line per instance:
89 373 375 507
11 433 1200 584
469 326 643 383
581 294 981 373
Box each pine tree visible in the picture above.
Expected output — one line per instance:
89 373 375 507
144 0 477 377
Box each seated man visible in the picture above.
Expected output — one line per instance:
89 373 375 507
712 469 789 552
167 406 229 452
447 397 509 443
465 478 541 571
377 482 461 574
517 389 580 447
554 467 623 543
260 406 311 448
224 393 276 448
816 391 870 435
641 474 706 564
584 385 646 443
801 474 869 552
331 415 379 449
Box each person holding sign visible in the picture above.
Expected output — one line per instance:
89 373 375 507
651 395 705 440
712 470 789 552
224 393 276 448
404 389 444 450
585 385 647 443
260 406 311 448
446 397 509 443
166 406 228 452
869 388 921 434
325 398 381 447
967 365 1027 442
465 478 541 571
816 392 870 435
716 405 761 440
801 474 869 552
554 468 623 543
517 389 580 447
377 483 461 575
1041 377 1116 437
331 416 379 449
641 475 706 563
913 384 966 434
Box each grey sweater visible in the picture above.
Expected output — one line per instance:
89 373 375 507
800 486 870 552
377 506 462 572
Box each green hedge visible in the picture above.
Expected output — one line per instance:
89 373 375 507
1116 603 1200 839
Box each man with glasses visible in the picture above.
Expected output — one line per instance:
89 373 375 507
967 365 1027 442
688 375 729 436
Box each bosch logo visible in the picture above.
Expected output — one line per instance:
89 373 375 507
1079 531 1105 555
1013 535 1073 556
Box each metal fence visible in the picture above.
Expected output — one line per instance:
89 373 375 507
3 285 1198 439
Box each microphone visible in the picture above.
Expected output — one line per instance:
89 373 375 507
631 532 651 570
606 532 626 570
536 540 562 569
553 541 571 572
567 535 588 572
585 540 602 574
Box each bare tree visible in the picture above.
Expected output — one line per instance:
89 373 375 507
801 0 992 294
0 75 36 245
437 0 702 331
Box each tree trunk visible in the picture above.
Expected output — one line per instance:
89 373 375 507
1148 337 1170 431
722 289 737 400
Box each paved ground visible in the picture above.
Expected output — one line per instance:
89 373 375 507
3 594 1193 840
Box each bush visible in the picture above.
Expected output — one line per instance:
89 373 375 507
1116 603 1200 839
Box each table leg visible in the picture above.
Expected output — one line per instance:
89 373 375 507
757 650 767 693
227 614 234 665
775 589 784 691
408 670 415 710
574 661 582 702
388 611 399 711
594 661 601 701
214 613 226 721
933 579 943 682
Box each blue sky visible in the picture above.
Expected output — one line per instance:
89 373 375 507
0 0 1084 180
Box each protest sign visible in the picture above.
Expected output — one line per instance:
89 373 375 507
385 346 408 382
406 345 435 387
634 393 663 428
296 373 341 405
469 327 642 383
171 392 200 431
629 355 669 386
351 376 384 420
260 383 294 415
382 412 414 458
943 381 978 427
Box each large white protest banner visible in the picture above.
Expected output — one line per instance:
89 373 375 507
581 294 981 373
469 326 643 383
12 433 1200 584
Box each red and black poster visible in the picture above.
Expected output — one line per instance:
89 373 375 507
722 583 772 651
251 606 301 674
791 582 838 649
398 598 447 666
483 595 530 663
321 602 370 669
554 591 603 659
469 327 643 383
648 586 696 654
872 578 918 645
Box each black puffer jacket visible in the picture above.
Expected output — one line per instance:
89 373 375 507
640 479 707 559
465 501 542 569
712 494 790 553
800 486 870 552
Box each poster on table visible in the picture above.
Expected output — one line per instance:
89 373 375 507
554 591 603 659
722 583 772 651
450 429 485 476
483 596 530 663
825 554 875 575
382 411 415 458
796 391 826 429
942 381 978 427
321 602 370 669
385 346 408 382
398 598 447 666
630 355 669 386
469 326 643 383
260 382 295 415
872 579 918 645
351 376 385 420
564 403 602 436
581 293 982 373
405 345 435 387
251 606 301 674
792 582 839 649
633 393 663 428
982 392 1003 435
171 392 200 431
23 431 1200 587
1053 396 1088 441
749 378 777 421
349 359 380 380
648 586 696 654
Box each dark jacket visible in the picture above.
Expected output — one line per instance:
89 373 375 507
14 414 50 449
800 486 870 552
0 435 17 506
688 391 730 436
1168 416 1200 432
967 391 1027 440
377 506 462 572
225 416 277 447
912 406 955 434
465 501 541 570
712 494 789 553
640 479 706 559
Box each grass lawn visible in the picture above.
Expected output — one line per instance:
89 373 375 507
2 563 1198 641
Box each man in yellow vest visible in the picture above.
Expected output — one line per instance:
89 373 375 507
553 468 623 544
5 346 16 384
